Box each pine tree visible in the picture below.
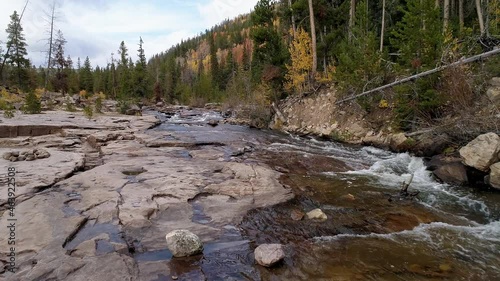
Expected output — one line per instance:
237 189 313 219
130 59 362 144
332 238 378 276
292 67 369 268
5 11 30 90
51 30 69 95
251 0 289 92
80 56 94 92
391 0 443 71
133 37 149 98
209 32 220 89
117 41 132 98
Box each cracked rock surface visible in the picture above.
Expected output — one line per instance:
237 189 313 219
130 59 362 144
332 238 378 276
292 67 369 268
0 110 292 280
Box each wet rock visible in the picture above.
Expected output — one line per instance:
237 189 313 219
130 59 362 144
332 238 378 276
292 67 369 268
207 119 219 127
254 244 285 267
165 230 204 257
389 133 408 152
460 133 500 172
306 209 327 221
428 155 469 185
290 209 305 221
434 163 468 185
342 194 356 201
490 163 500 190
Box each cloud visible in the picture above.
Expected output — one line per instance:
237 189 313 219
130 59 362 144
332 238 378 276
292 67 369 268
0 0 258 67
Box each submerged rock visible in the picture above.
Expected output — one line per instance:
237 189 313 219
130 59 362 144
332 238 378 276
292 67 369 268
254 244 285 267
165 230 204 257
306 209 327 221
459 133 500 172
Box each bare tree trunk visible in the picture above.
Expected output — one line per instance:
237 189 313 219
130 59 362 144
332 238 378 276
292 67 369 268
45 0 56 91
459 0 464 32
349 0 356 42
336 48 500 104
476 0 486 36
288 0 296 37
444 0 450 32
308 0 317 81
0 0 29 82
380 0 386 52
436 0 440 9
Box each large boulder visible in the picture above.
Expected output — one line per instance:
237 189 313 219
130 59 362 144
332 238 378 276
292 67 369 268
165 230 203 257
490 163 500 190
254 244 285 267
459 133 500 172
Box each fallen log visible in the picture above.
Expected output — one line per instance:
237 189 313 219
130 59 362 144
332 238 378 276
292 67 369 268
336 48 500 104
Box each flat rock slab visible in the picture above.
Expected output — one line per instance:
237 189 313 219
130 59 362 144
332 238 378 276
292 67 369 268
0 110 294 280
0 147 85 202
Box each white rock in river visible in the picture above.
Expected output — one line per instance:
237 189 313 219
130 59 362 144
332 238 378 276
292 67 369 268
165 230 203 257
306 208 328 221
254 244 285 267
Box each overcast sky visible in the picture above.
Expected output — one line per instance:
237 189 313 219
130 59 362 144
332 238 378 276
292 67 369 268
0 0 258 68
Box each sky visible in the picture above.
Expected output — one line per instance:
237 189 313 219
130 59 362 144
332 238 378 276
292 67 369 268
0 0 258 68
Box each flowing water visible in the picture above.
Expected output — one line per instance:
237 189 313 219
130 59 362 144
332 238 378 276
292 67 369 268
149 110 500 281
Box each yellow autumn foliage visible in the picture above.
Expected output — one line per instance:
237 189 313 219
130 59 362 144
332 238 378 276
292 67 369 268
285 28 313 93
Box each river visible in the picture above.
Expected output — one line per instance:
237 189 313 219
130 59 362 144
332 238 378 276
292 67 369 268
146 109 500 281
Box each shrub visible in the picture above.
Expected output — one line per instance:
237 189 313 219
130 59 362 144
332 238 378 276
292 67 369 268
65 98 76 112
23 92 42 114
3 106 14 118
83 105 93 120
95 96 103 113
117 99 130 114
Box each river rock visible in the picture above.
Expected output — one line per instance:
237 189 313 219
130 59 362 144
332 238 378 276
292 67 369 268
427 155 469 185
254 244 285 267
459 133 500 172
207 119 219 127
490 163 500 190
291 209 305 221
165 230 204 257
306 209 327 221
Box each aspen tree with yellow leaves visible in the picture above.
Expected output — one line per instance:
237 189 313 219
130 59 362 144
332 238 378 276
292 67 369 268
285 27 313 93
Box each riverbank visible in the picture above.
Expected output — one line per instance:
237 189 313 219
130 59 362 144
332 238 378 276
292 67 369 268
269 82 500 190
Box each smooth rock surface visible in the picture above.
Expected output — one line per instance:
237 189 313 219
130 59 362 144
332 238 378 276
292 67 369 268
165 230 204 257
254 244 285 267
459 133 500 172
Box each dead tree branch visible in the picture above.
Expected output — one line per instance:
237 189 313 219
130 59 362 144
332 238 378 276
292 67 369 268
336 48 500 104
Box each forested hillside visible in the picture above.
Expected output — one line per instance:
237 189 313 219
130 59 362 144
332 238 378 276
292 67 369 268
1 0 499 130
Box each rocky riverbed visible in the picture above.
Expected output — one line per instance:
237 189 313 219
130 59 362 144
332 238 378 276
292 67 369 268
0 110 293 280
1 108 499 281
